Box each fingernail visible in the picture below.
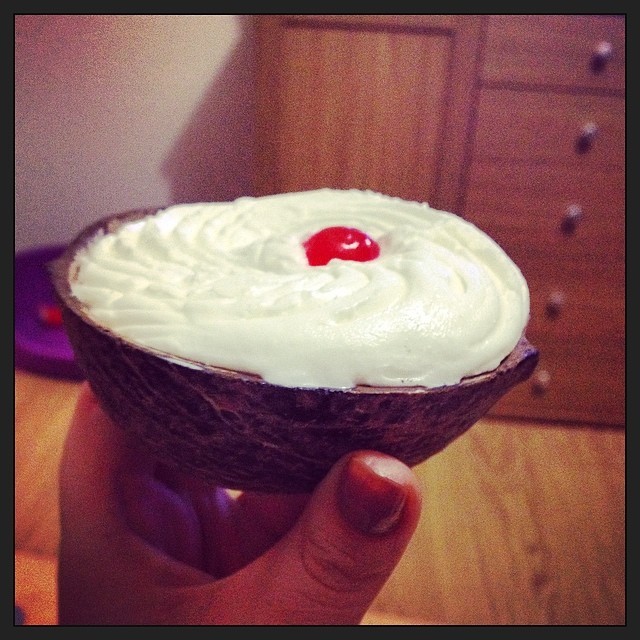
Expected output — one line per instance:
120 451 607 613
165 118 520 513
338 454 408 535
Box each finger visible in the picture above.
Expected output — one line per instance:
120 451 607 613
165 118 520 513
200 491 310 575
235 491 309 536
58 383 213 624
201 450 422 625
60 384 302 576
58 382 149 539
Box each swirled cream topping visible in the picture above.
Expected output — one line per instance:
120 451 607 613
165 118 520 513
69 189 530 389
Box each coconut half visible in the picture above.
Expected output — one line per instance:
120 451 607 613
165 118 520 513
50 207 539 493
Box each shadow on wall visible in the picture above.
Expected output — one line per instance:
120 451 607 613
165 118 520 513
162 16 256 204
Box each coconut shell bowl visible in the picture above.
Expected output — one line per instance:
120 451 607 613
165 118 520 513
50 207 539 493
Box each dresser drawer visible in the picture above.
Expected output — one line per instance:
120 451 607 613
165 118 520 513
463 161 625 333
522 249 624 343
473 88 624 167
462 161 625 426
478 245 623 344
482 15 625 92
493 330 625 426
463 161 625 263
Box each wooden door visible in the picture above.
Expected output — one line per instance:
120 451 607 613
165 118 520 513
254 15 482 211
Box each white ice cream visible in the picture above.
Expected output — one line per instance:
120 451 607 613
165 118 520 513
69 189 530 389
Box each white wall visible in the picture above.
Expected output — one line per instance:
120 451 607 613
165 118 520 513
15 15 256 251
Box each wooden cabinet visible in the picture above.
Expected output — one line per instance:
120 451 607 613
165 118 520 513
253 15 625 427
461 15 625 425
254 15 483 207
481 14 625 92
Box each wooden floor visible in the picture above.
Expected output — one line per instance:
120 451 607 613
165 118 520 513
15 369 625 626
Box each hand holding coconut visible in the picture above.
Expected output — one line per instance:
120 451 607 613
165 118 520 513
58 383 422 625
53 189 537 623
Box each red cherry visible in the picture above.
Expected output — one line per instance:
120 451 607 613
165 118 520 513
38 303 63 327
303 226 380 266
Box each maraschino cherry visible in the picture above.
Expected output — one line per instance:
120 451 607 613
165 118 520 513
303 226 380 266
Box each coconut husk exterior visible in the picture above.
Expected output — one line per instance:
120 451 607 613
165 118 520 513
50 208 539 493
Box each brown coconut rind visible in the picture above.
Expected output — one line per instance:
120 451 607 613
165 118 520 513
50 208 539 493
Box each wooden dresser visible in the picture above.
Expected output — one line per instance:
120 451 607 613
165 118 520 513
253 14 626 427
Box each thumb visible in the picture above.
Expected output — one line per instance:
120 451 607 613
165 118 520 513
258 450 422 625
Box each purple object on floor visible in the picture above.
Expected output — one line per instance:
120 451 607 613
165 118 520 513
14 244 84 380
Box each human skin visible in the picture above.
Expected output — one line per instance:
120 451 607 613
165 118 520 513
57 383 423 625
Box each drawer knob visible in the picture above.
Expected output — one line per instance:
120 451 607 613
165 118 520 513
576 122 598 154
561 204 584 235
545 290 566 318
532 369 551 396
591 41 613 73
